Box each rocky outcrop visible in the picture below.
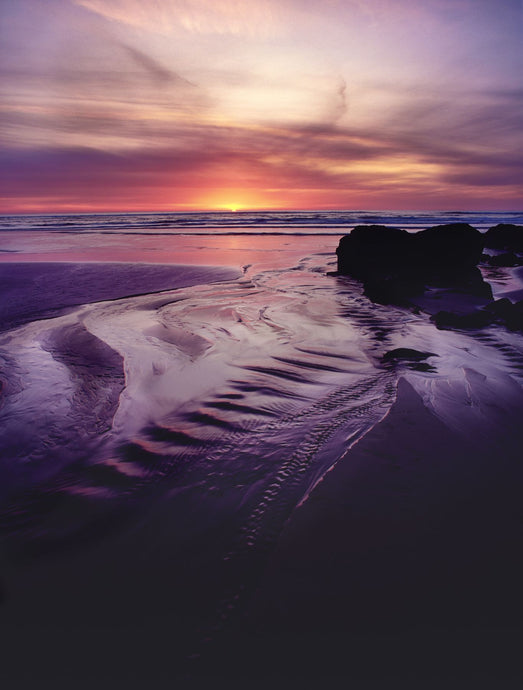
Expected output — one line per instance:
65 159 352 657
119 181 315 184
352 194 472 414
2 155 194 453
483 224 523 252
382 348 437 363
482 251 522 267
412 223 484 270
334 222 523 332
336 225 411 280
482 298 523 331
430 310 493 330
381 347 438 372
336 223 491 306
432 298 523 332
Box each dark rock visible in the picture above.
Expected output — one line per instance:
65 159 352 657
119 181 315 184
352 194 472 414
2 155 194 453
483 252 521 267
424 267 492 300
336 225 411 280
413 223 484 270
431 297 523 333
363 277 425 305
447 267 493 299
483 224 523 252
336 223 491 308
382 348 437 363
431 310 493 330
336 223 485 282
507 300 523 331
483 298 515 319
408 362 437 372
483 298 523 331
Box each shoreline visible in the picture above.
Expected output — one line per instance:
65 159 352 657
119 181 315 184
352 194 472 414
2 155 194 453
1 229 522 686
0 261 240 332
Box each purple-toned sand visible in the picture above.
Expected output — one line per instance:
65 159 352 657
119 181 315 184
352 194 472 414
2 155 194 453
0 228 522 688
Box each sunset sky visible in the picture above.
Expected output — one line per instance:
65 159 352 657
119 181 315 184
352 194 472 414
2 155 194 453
1 0 522 212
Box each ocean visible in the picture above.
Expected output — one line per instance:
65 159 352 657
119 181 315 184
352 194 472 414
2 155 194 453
0 210 522 686
1 208 522 234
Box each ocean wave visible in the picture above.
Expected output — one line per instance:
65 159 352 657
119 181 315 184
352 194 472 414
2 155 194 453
1 209 522 234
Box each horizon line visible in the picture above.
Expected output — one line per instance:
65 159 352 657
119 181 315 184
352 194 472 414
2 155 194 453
2 208 523 218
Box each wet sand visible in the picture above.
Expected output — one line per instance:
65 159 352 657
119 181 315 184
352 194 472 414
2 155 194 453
1 239 523 688
236 374 523 687
0 262 240 331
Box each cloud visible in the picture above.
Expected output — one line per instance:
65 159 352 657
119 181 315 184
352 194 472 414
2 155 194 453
1 0 521 211
2 83 522 211
119 44 196 87
73 0 286 37
317 77 348 127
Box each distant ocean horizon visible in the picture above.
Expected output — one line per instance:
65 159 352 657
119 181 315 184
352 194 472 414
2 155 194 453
1 209 522 235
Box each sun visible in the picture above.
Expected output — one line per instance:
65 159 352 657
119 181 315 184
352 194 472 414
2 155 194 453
211 199 243 212
199 190 269 212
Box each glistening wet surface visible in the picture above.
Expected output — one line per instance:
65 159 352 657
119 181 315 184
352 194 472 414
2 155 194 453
1 241 523 686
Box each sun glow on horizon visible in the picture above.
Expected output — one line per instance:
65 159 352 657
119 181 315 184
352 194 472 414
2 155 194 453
225 203 239 212
1 1 521 213
198 189 279 213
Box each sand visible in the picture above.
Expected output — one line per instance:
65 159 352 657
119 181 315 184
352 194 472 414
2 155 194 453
1 243 523 688
0 261 240 331
230 372 523 687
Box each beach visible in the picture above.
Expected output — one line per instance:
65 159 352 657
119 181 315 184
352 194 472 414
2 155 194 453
239 375 523 687
0 216 522 688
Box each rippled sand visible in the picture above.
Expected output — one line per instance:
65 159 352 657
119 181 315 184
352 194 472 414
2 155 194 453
1 235 523 687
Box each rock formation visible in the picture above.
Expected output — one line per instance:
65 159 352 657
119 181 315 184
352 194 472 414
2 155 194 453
336 223 491 306
483 224 523 252
336 222 523 332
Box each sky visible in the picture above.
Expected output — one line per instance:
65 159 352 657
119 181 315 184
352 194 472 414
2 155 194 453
0 0 522 212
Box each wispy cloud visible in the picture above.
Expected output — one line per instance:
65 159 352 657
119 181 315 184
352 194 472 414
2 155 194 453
120 44 196 87
73 0 286 37
2 81 521 211
1 0 521 210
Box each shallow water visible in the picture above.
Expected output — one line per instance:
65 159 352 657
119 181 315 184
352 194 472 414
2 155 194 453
0 239 402 668
0 250 401 524
1 233 523 684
